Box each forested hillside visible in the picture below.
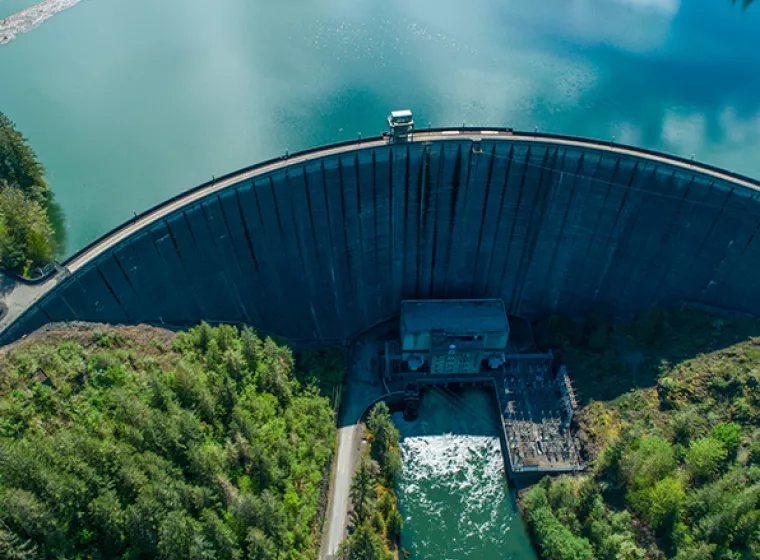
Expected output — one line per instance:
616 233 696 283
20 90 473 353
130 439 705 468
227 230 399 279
0 112 61 275
523 306 760 560
0 324 339 560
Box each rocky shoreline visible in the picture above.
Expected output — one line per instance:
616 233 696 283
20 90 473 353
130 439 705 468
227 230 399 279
1 0 83 45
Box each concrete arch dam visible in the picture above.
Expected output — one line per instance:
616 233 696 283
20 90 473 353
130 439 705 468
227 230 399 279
2 128 760 345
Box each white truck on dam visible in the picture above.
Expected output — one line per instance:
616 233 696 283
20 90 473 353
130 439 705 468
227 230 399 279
387 109 414 143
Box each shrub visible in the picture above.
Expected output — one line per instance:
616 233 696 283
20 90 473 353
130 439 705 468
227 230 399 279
748 440 760 466
0 184 54 273
386 508 403 541
621 436 677 490
710 422 742 461
628 476 685 532
523 485 594 560
367 402 401 482
686 438 728 483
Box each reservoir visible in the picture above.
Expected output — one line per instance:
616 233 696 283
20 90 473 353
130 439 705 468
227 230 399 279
1 0 759 256
394 388 537 560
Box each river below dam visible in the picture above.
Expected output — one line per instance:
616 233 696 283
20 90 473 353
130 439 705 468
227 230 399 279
393 387 537 560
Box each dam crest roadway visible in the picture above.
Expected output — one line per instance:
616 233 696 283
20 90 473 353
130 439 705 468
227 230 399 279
2 126 760 345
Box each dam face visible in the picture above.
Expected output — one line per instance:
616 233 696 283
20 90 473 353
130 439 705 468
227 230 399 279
2 130 760 344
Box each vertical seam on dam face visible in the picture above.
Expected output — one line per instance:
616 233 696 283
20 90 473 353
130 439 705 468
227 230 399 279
733 204 760 311
428 143 445 296
592 160 639 301
371 150 380 314
508 144 538 304
164 216 204 321
403 145 411 298
180 208 213 323
472 144 497 297
354 151 367 325
583 155 620 268
319 159 341 324
97 264 128 321
388 147 396 305
444 145 464 296
416 144 429 297
645 173 694 309
458 144 479 297
214 192 252 323
6 134 760 345
234 186 263 284
700 188 760 306
554 151 599 312
337 158 354 301
543 149 580 308
488 144 516 297
513 147 554 315
597 163 654 306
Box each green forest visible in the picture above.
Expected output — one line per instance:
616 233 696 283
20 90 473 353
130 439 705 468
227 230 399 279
0 323 341 560
0 112 61 276
523 306 760 560
339 402 403 560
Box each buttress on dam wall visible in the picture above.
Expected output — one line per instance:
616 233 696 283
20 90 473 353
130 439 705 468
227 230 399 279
2 129 760 345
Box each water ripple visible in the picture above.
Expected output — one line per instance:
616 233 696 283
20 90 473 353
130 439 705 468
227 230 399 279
395 389 537 559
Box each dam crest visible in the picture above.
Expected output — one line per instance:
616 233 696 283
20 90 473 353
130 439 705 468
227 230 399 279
2 127 760 345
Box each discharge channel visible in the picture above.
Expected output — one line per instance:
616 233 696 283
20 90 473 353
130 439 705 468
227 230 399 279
393 387 537 560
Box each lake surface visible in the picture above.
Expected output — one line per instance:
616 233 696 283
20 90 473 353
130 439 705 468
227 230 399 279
1 0 759 256
394 387 536 560
1 0 39 19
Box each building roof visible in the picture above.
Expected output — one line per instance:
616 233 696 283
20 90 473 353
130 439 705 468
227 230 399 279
401 299 508 333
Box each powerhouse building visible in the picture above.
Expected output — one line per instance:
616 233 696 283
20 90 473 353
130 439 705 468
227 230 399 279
400 299 509 374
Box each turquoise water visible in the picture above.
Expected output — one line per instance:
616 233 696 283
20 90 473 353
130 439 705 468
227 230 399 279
1 0 39 19
0 0 759 256
394 388 537 560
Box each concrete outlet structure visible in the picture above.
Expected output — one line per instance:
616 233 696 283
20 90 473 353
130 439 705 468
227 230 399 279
400 299 509 374
386 298 583 476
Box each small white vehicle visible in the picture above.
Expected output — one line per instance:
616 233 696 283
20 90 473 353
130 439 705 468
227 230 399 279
387 109 414 143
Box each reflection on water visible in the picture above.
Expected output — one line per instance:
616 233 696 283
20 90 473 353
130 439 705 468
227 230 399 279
0 0 758 254
732 0 754 9
0 0 40 19
394 388 537 560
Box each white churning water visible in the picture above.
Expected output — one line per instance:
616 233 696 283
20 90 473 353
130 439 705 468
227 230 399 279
394 388 537 560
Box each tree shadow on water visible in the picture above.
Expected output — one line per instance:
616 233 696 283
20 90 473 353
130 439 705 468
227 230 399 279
731 0 755 10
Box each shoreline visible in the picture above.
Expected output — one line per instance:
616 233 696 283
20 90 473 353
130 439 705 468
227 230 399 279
1 0 83 45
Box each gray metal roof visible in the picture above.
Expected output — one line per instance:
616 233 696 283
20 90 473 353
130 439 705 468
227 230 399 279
401 299 508 333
